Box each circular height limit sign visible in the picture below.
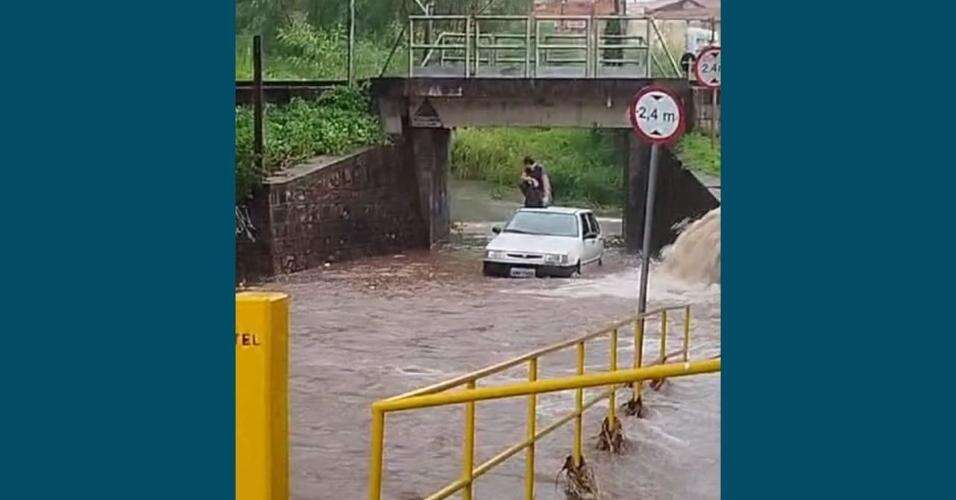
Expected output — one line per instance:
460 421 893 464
695 45 721 88
628 86 685 144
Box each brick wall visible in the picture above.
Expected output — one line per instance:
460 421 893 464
236 137 448 282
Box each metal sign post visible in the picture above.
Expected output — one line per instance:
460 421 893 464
695 45 721 148
628 86 686 314
637 143 660 315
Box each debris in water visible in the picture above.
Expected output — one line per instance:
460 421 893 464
622 395 645 418
660 207 720 285
604 235 625 248
596 415 627 453
556 455 599 499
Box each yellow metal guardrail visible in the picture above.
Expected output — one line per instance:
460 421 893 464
368 305 721 500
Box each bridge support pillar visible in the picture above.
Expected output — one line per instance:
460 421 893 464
623 134 719 256
409 127 451 246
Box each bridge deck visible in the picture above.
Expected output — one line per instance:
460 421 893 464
371 77 693 131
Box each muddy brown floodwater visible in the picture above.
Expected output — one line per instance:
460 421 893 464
256 180 721 500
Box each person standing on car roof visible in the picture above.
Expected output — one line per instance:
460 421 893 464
519 166 544 208
519 156 552 208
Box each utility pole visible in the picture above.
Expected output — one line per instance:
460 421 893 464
347 0 356 86
252 36 264 172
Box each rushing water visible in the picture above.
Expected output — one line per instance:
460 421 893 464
260 181 720 499
660 208 721 285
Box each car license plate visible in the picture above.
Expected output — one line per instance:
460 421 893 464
510 267 536 278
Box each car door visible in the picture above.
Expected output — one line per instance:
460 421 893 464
580 213 599 264
586 213 605 261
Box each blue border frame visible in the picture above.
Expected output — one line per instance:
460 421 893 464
4 1 234 498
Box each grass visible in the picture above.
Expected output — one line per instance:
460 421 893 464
675 131 721 176
451 128 623 208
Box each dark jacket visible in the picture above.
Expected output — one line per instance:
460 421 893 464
519 177 544 208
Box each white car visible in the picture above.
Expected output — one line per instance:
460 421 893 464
483 207 605 278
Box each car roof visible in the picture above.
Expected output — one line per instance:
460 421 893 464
517 206 590 215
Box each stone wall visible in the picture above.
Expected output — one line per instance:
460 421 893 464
236 135 450 282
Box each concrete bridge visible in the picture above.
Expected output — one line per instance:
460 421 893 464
236 75 717 281
370 77 695 131
369 75 716 247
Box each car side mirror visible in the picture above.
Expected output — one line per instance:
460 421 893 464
492 226 502 234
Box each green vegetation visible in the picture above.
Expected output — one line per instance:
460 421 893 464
675 131 721 176
235 19 402 80
451 128 623 208
235 0 538 81
235 86 387 201
232 2 688 205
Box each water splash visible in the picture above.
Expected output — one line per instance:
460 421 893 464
660 207 721 285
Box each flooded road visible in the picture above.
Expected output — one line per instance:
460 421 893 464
260 180 721 499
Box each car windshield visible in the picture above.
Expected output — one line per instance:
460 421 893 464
504 211 579 237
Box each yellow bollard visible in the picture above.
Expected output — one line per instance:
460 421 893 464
236 292 289 500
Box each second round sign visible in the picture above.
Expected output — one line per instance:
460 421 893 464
628 86 685 144
695 45 721 88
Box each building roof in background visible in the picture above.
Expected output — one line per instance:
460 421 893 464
634 0 720 20
533 0 618 16
530 0 720 20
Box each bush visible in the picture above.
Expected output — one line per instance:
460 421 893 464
235 85 387 201
451 128 623 208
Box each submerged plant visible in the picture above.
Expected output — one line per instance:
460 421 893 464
621 394 645 418
556 455 599 499
596 415 627 454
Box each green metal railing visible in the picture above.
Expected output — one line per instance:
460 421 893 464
407 14 685 78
